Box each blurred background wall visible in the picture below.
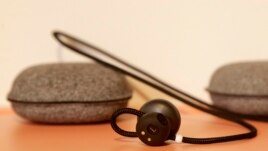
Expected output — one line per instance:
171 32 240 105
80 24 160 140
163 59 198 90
1 0 267 107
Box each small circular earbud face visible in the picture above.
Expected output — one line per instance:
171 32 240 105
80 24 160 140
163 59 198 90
136 112 171 146
140 99 181 139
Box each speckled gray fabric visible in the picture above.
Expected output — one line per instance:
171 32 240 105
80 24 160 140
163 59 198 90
11 101 128 123
210 93 268 116
208 61 268 116
8 63 132 123
8 63 132 102
208 61 268 95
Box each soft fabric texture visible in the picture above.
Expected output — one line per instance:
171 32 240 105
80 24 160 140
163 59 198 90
11 101 128 123
208 61 268 116
8 63 132 103
8 63 132 123
208 61 268 95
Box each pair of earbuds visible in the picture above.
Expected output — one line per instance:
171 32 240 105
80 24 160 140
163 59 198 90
111 99 181 146
53 31 257 147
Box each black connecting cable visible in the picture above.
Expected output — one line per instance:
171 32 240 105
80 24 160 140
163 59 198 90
53 31 257 144
53 31 267 121
110 108 144 137
110 107 256 144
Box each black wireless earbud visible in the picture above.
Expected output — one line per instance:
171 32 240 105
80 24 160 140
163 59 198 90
110 98 256 146
137 99 181 146
136 112 171 146
111 99 181 146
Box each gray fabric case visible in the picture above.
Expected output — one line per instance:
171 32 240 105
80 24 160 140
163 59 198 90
8 63 132 123
208 61 268 116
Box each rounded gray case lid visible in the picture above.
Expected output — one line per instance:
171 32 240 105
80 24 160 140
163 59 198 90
208 61 268 96
8 63 132 103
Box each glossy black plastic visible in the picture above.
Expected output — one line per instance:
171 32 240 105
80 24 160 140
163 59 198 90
136 112 171 146
140 99 181 140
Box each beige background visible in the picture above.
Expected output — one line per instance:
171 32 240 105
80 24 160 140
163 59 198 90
1 0 268 107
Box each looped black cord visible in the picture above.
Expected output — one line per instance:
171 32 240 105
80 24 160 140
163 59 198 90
111 108 144 137
53 31 257 144
52 31 268 121
181 115 257 144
